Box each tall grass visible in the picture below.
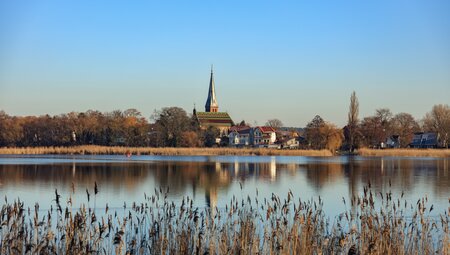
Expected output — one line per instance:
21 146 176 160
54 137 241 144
358 148 450 158
2 146 449 157
0 146 333 156
0 184 448 254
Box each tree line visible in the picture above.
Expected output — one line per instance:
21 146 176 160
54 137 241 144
0 99 448 149
343 93 450 150
0 107 220 148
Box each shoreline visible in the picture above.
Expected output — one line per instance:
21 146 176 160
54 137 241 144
0 146 449 157
0 145 333 156
357 148 450 157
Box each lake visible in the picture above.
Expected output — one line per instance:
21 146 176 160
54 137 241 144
0 155 448 219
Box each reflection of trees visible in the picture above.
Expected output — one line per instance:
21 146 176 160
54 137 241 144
303 163 344 190
0 163 152 191
1 158 448 208
301 158 449 198
432 159 449 197
341 158 450 197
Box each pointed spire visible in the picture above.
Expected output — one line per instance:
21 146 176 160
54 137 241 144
205 65 219 112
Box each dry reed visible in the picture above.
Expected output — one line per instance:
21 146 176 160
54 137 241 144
358 148 450 158
0 184 448 254
0 146 333 156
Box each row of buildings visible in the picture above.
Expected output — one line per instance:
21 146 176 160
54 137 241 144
194 67 445 149
193 67 300 148
385 132 441 149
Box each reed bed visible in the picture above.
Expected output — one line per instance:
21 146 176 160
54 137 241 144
0 184 448 254
358 148 450 158
0 146 333 156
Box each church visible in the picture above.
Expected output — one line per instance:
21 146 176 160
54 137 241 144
194 67 234 136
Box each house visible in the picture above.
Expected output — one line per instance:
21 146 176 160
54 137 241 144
275 129 300 149
194 67 234 136
279 137 300 149
228 126 251 146
410 132 439 148
251 126 277 147
385 135 400 148
228 125 277 147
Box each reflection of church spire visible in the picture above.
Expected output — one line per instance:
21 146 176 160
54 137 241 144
205 65 219 112
348 159 357 216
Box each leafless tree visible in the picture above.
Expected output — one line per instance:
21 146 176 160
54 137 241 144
346 91 359 152
422 104 450 148
359 116 384 148
154 107 192 147
390 113 420 147
376 108 393 143
375 108 393 127
265 119 283 129
305 115 326 149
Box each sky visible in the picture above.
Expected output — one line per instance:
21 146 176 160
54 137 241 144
0 1 449 127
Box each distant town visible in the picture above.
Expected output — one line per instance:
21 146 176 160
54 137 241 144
0 68 449 151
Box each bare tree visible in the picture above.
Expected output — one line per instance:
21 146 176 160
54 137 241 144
305 115 325 149
123 108 142 118
391 113 420 147
423 104 450 148
346 91 359 152
376 108 393 144
153 107 191 147
375 108 393 127
265 119 283 129
359 116 384 148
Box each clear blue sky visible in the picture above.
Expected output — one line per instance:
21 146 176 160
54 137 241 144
1 1 449 126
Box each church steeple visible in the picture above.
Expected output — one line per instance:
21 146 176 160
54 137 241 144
205 65 219 112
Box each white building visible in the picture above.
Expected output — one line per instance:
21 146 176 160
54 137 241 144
252 126 277 147
229 126 251 146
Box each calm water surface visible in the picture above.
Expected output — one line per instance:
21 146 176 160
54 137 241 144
0 155 448 219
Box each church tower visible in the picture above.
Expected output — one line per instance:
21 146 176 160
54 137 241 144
195 66 233 136
205 66 219 112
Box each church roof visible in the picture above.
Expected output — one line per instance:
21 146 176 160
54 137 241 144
196 112 233 127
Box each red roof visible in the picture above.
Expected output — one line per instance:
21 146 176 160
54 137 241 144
257 126 276 133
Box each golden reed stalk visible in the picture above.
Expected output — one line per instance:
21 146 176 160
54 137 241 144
0 186 448 254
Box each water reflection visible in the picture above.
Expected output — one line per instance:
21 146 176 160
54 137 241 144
0 156 448 215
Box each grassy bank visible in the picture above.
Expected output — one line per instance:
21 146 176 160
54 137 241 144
1 146 450 157
358 148 450 157
0 186 448 254
0 145 333 156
